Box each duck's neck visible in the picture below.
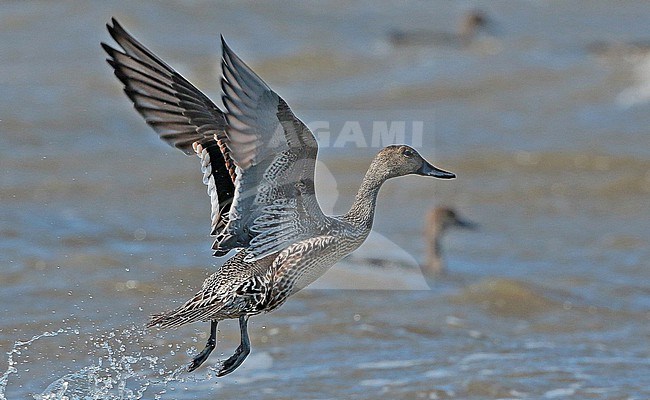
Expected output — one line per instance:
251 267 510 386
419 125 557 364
423 225 445 276
343 164 387 231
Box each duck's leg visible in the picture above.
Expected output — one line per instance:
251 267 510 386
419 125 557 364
188 320 218 372
216 315 251 377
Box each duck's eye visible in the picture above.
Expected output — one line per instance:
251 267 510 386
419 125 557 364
402 148 414 158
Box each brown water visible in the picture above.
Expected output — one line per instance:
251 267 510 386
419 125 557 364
1 1 649 399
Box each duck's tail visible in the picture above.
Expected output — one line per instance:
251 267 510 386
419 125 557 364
147 308 194 329
147 292 222 329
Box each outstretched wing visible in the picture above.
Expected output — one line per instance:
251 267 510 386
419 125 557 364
102 18 236 246
215 37 328 261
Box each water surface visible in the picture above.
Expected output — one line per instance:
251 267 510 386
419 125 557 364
1 1 649 399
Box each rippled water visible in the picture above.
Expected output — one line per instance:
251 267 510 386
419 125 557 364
1 1 649 399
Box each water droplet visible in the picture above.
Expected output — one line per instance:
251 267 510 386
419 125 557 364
126 280 139 289
133 229 147 241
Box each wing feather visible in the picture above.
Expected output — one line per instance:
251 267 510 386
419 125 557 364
103 18 236 246
105 19 331 261
213 38 328 260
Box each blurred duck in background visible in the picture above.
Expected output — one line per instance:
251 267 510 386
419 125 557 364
422 206 476 285
388 10 494 48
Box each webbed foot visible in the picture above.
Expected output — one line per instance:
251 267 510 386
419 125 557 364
216 315 251 377
216 342 250 376
187 320 218 372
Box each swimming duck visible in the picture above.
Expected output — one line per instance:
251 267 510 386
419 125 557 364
388 10 492 48
422 206 476 283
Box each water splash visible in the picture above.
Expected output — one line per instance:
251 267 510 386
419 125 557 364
0 326 216 400
1 329 66 399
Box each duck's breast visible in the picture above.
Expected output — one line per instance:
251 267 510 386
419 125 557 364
267 234 361 303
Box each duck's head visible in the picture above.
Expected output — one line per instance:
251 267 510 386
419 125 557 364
374 145 456 180
427 206 477 231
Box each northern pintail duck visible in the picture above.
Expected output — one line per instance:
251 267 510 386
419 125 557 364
422 207 476 283
587 40 650 60
388 10 492 48
102 18 455 376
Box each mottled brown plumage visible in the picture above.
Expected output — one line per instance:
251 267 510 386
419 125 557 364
102 18 455 377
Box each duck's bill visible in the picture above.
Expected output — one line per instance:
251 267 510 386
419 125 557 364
455 218 478 230
417 161 456 179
